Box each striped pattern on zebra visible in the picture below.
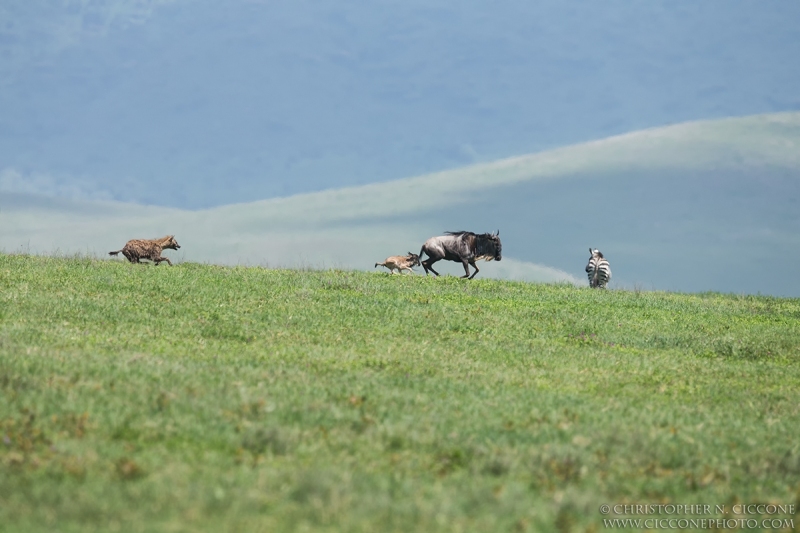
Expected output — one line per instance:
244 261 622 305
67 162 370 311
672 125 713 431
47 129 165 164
585 248 612 288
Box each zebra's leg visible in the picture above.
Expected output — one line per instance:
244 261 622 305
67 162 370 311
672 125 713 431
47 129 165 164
467 259 480 279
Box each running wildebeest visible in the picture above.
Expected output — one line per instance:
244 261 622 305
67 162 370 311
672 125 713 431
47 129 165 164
375 252 421 274
419 231 502 279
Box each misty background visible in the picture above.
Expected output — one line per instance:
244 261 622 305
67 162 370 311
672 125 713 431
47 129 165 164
2 0 799 206
1 1 799 295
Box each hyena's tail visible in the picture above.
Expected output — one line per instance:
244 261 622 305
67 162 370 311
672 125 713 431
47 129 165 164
109 250 122 256
375 262 382 268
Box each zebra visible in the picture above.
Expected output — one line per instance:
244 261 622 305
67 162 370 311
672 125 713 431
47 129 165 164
585 248 611 288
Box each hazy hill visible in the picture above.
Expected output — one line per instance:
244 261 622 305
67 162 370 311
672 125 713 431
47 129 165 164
3 113 799 295
1 1 799 207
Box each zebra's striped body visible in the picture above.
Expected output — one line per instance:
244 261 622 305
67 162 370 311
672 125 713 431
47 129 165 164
585 248 611 288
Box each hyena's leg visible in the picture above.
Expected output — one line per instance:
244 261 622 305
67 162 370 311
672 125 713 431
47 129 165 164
155 256 173 266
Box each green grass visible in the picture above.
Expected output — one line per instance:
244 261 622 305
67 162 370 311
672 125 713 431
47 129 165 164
2 253 800 532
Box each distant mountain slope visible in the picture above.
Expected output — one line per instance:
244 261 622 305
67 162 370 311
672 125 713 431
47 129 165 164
1 1 799 207
2 113 799 294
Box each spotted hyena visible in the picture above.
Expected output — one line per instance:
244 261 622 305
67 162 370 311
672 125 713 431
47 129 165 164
109 235 181 265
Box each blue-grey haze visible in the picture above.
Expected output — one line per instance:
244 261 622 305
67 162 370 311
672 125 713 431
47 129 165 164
2 0 799 207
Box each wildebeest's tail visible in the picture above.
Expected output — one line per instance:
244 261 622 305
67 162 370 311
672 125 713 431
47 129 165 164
109 250 122 256
418 245 427 260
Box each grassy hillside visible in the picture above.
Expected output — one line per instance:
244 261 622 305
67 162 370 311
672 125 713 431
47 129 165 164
2 254 800 532
3 113 800 294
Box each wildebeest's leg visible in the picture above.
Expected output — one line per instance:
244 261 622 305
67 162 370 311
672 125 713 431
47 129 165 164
460 258 472 278
467 259 480 279
422 258 441 276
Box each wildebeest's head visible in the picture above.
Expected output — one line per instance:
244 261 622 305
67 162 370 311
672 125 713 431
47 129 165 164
473 231 502 261
164 236 181 250
489 231 502 261
406 252 421 267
